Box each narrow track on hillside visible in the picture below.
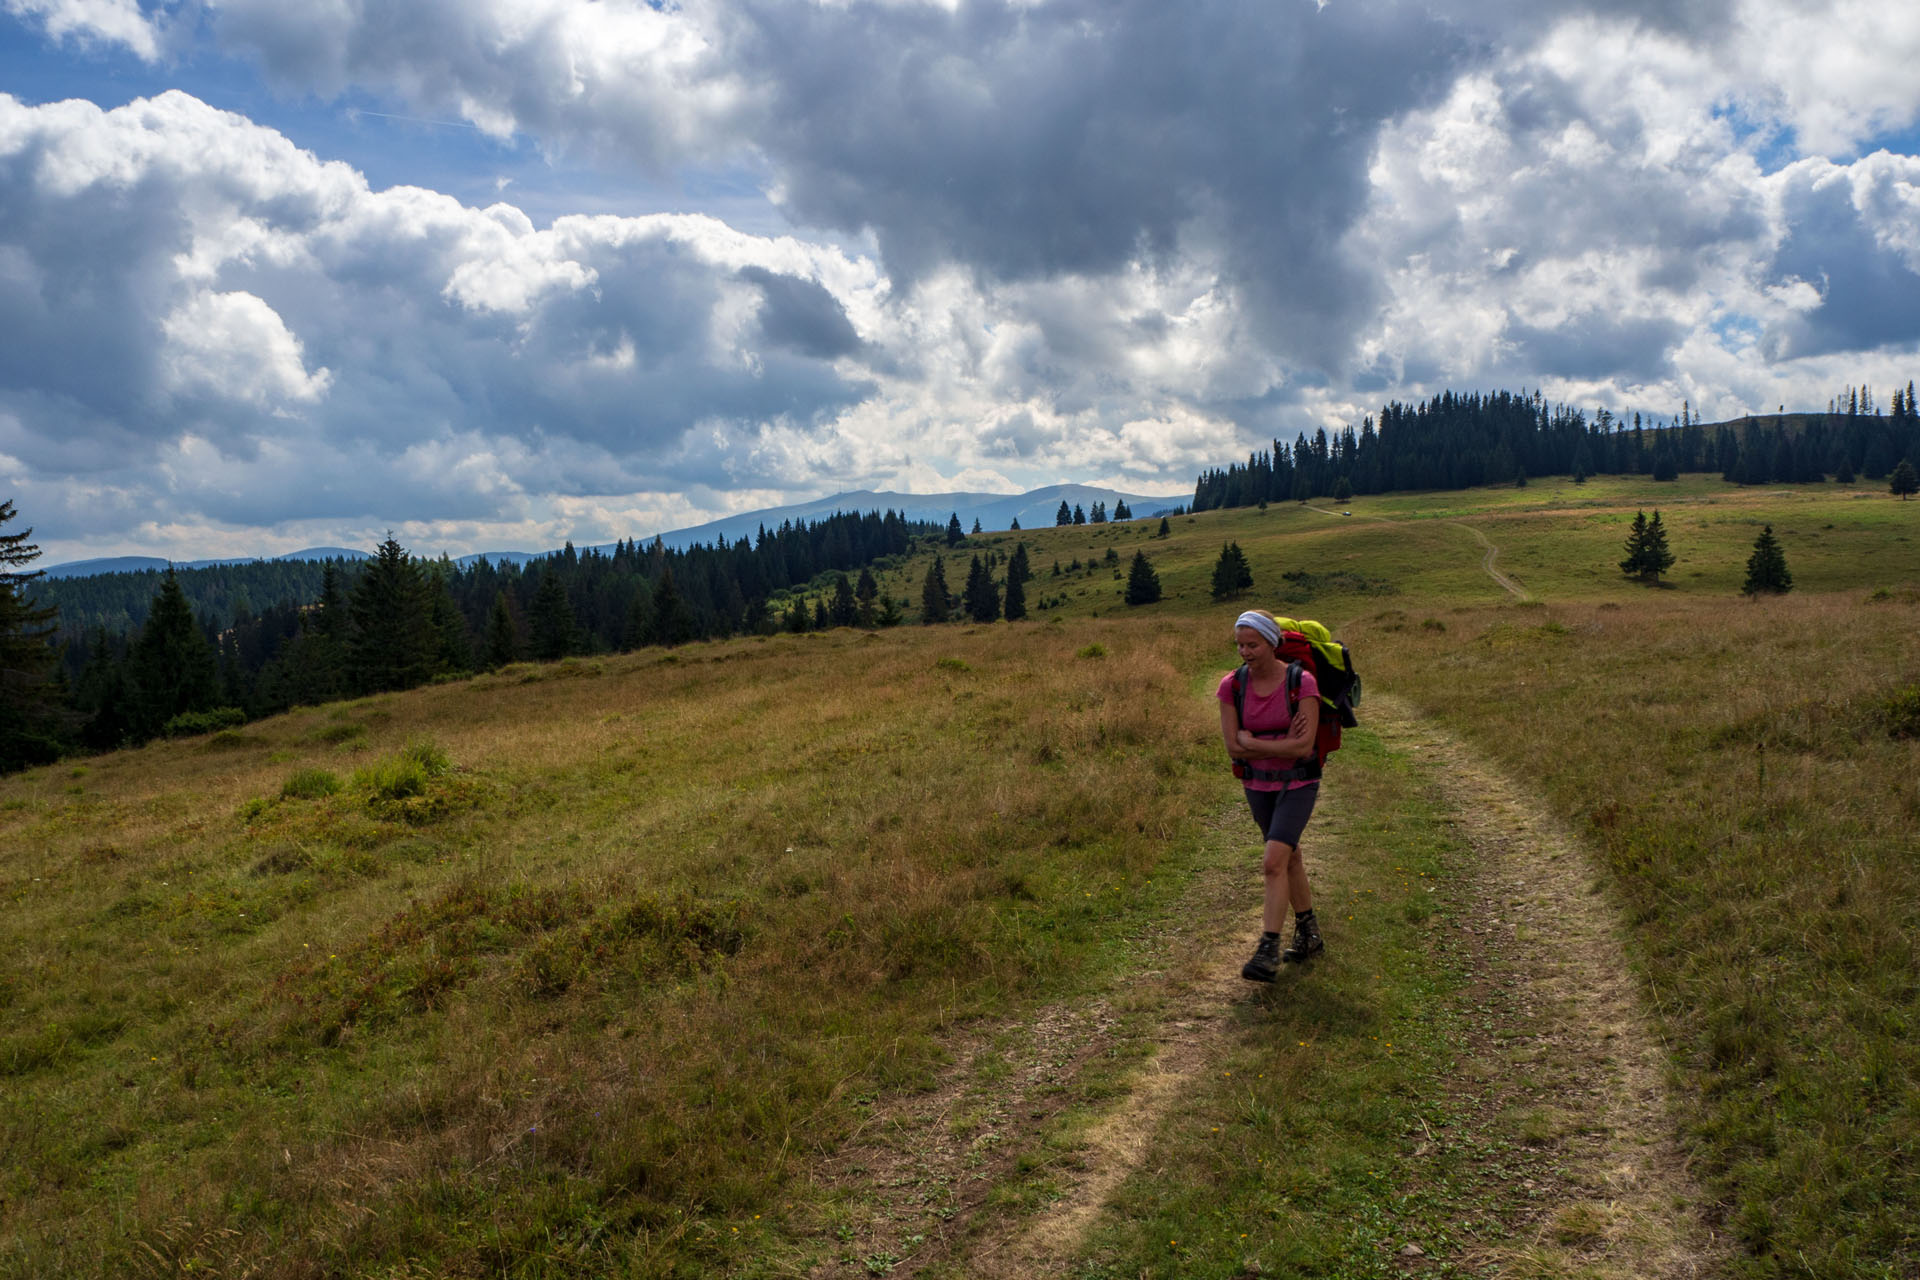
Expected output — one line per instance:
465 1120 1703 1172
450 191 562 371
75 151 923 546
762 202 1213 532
1309 504 1529 600
1444 521 1529 600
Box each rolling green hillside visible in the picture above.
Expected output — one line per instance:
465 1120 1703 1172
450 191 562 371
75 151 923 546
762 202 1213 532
4 478 1916 1279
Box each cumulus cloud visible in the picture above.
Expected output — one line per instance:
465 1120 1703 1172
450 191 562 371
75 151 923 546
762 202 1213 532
9 0 1920 561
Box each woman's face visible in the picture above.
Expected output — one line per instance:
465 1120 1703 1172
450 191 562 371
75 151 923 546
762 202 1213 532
1235 625 1274 664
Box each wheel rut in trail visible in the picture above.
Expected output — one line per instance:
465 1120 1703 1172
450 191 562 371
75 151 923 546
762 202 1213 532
1367 694 1724 1279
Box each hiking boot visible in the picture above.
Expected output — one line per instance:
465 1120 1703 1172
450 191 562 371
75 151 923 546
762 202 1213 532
1241 933 1281 983
1281 914 1324 964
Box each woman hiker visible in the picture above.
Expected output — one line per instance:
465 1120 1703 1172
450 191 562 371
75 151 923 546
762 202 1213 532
1218 609 1324 982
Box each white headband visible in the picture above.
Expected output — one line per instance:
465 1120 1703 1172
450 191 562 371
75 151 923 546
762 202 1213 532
1234 611 1280 648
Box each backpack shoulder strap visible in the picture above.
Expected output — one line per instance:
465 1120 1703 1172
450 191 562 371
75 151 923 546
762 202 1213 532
1232 663 1249 725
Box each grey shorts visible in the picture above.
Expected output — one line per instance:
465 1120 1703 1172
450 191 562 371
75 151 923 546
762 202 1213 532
1245 783 1318 848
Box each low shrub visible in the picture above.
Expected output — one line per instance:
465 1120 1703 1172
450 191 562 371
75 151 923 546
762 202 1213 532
280 768 341 801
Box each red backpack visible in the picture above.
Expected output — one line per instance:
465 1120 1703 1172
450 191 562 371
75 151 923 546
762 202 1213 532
1228 620 1359 782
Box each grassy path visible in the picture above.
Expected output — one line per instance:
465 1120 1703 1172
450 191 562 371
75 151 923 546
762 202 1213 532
809 696 1725 1277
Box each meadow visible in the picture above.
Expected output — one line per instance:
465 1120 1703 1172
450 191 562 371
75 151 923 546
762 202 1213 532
3 475 1916 1278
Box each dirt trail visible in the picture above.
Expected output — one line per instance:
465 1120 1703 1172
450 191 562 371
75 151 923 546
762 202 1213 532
812 703 1721 1277
1368 693 1722 1278
1444 520 1529 600
1309 504 1528 600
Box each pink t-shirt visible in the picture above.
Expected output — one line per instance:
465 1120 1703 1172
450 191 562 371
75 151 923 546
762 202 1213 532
1217 665 1319 791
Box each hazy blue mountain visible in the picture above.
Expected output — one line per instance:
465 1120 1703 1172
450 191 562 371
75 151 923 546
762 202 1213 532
43 546 370 579
44 486 1186 579
606 483 1188 553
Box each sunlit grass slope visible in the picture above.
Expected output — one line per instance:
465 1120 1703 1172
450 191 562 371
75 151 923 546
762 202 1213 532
2 619 1230 1277
4 474 1917 1278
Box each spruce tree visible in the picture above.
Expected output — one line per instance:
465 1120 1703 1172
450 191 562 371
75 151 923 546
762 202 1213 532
426 564 472 673
946 513 965 546
485 590 521 666
1743 526 1793 595
855 568 880 628
1891 458 1918 500
530 571 577 660
1640 510 1675 582
1114 500 1131 520
1072 504 1086 525
1618 511 1650 581
1125 551 1162 605
1157 516 1171 537
1056 500 1072 526
1006 542 1032 590
812 598 831 631
621 582 653 650
921 555 952 623
971 517 983 534
0 498 64 770
652 566 695 646
963 555 1000 623
1003 567 1027 621
829 573 857 627
348 536 436 693
129 569 221 738
1210 542 1254 600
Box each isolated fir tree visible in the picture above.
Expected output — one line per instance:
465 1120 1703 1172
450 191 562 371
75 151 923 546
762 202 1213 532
971 517 983 534
962 555 1000 623
1006 542 1032 589
1009 516 1021 531
946 513 965 546
1072 504 1086 525
1743 526 1793 595
854 568 880 628
1891 458 1919 500
1640 510 1675 582
1157 516 1171 537
348 536 436 693
1056 500 1072 526
1210 542 1254 600
812 598 831 631
1619 510 1674 583
0 498 64 770
485 590 521 666
128 569 221 738
1003 568 1027 621
1114 500 1132 520
1125 550 1162 605
529 571 577 660
1090 501 1107 523
921 555 952 623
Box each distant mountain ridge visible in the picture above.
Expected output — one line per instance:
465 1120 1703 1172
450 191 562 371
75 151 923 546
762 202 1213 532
42 547 371 580
44 484 1187 580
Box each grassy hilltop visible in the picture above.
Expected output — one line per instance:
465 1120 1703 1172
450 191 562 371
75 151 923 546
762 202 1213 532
3 477 1917 1279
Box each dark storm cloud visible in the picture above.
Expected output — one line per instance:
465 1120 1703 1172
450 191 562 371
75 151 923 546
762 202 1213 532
1761 159 1920 359
737 265 862 358
735 0 1476 369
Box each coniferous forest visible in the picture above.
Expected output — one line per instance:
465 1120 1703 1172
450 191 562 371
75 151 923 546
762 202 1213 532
7 508 935 763
1189 385 1920 509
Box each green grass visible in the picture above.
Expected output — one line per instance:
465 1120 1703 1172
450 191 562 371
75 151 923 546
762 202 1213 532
3 473 1917 1278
